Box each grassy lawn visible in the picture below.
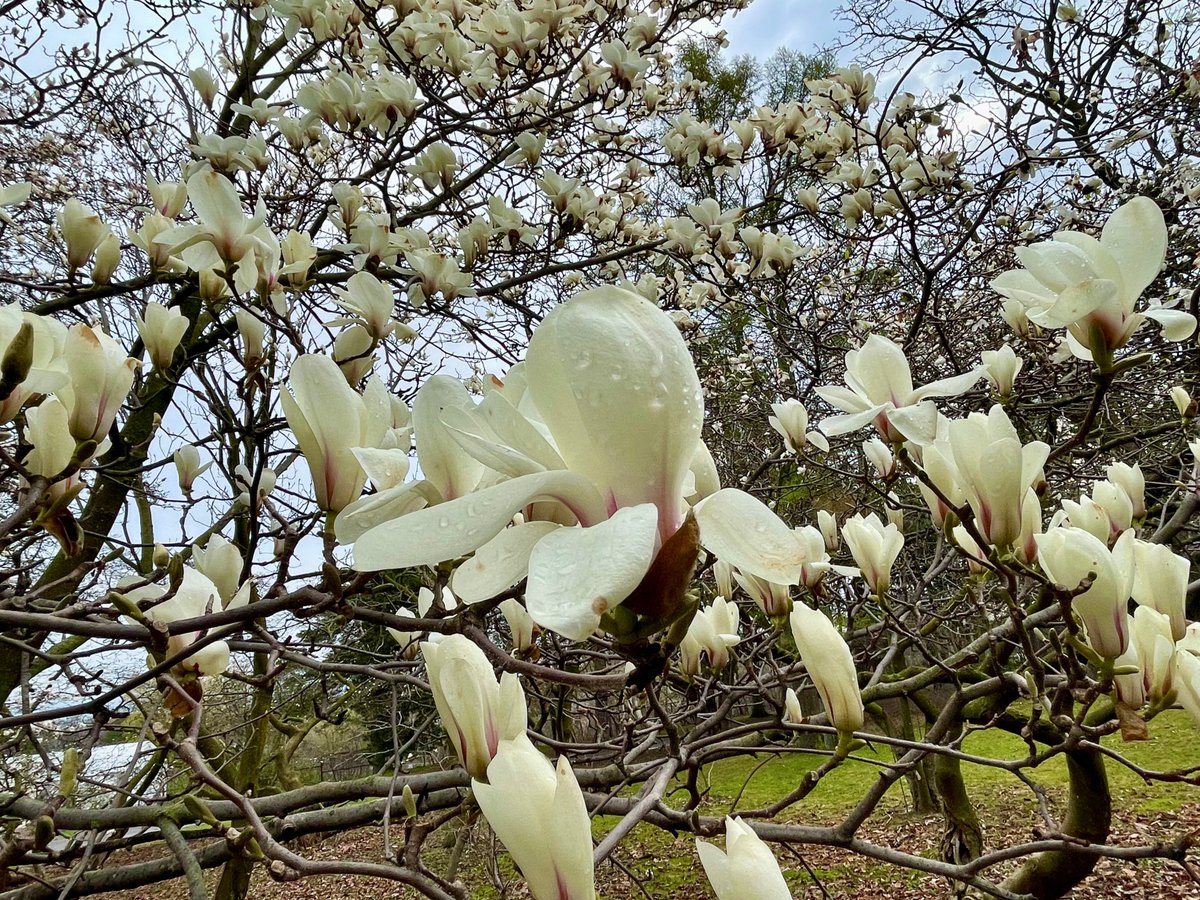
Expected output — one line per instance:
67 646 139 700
694 708 1198 818
582 709 1200 898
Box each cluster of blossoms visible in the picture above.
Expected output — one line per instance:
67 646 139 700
0 298 137 553
7 0 1200 883
662 64 972 233
239 194 1195 898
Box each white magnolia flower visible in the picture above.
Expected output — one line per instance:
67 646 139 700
842 513 904 595
991 197 1196 361
789 603 864 733
473 736 596 900
815 335 983 441
768 399 829 453
679 596 741 677
1035 526 1135 659
696 817 791 900
354 287 818 641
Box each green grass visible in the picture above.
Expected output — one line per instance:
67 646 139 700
574 710 1198 897
424 711 1199 899
692 709 1198 821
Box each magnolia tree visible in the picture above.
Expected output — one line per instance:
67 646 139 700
1 0 1200 897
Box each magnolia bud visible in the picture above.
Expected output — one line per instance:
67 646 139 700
1171 386 1195 417
91 232 121 284
190 68 219 107
0 322 33 400
58 199 109 272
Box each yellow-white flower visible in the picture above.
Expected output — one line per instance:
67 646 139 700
679 596 740 678
789 603 864 733
696 817 791 900
842 513 904 595
473 736 596 900
421 634 527 779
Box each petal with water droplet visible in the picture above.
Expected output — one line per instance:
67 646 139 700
694 489 805 585
451 521 561 604
353 471 606 572
526 504 660 641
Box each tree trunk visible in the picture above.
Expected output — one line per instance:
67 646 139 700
1002 749 1111 899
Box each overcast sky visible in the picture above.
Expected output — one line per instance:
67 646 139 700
723 0 846 59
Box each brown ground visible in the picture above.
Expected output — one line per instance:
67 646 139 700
86 800 1199 899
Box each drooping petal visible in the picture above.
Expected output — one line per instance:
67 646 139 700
908 367 985 403
694 489 805 586
817 404 891 437
1016 241 1099 292
813 384 874 414
1142 307 1197 342
351 447 412 491
353 471 607 572
441 407 547 478
1052 232 1124 287
451 521 561 604
525 503 660 641
990 269 1056 308
476 392 565 471
886 401 941 445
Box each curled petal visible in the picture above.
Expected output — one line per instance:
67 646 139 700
694 489 805 586
525 504 660 641
353 472 607 572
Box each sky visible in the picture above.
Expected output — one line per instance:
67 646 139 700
723 0 847 59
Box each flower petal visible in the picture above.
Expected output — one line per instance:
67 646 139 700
334 480 439 545
413 375 485 501
353 472 607 572
526 287 702 537
1101 196 1167 300
450 521 561 604
440 406 547 478
694 489 805 585
817 404 889 437
1143 307 1197 342
909 367 984 403
476 392 565 471
1029 279 1118 328
525 504 659 641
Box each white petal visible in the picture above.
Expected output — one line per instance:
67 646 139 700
909 367 984 403
413 375 485 501
818 404 889 437
814 384 872 414
1016 241 1098 292
1031 279 1118 328
351 447 411 491
451 521 561 604
886 401 940 445
694 489 804 585
477 392 565 470
1101 197 1167 300
440 407 546 478
334 480 438 545
1143 308 1197 342
525 504 659 641
353 471 606 572
526 287 702 536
